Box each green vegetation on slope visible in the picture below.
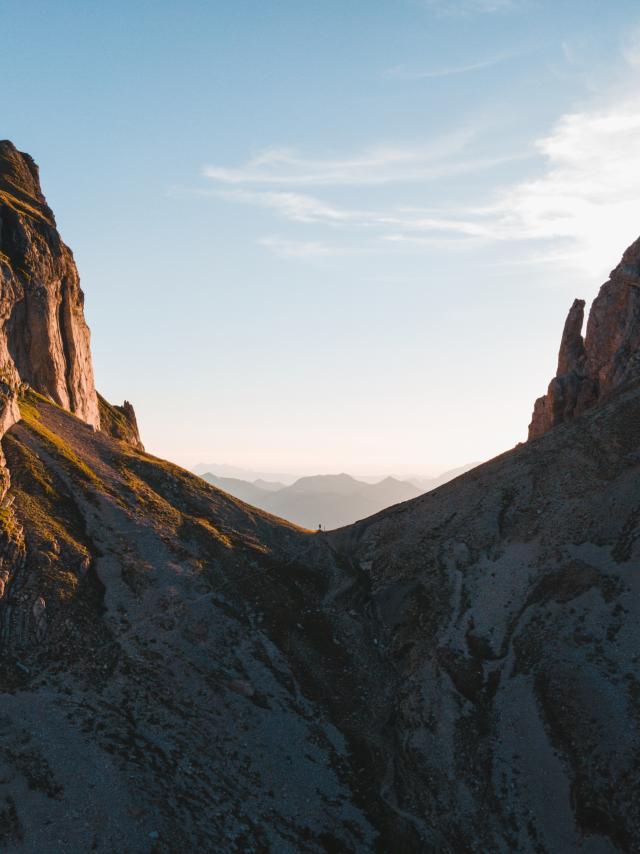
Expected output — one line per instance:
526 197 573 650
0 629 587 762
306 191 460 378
19 391 102 490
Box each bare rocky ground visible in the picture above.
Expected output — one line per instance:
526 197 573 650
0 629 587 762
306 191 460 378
0 380 638 852
332 377 640 852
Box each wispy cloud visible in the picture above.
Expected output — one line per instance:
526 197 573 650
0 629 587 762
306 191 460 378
422 0 518 17
219 94 640 272
487 98 640 271
258 236 351 260
384 96 640 272
203 134 523 187
622 28 640 68
383 55 510 80
221 189 500 237
205 33 640 272
219 190 353 223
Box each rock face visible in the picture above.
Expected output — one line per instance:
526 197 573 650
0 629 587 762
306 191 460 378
0 140 99 430
529 236 640 439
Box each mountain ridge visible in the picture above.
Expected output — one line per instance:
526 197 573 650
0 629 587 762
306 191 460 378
200 470 422 529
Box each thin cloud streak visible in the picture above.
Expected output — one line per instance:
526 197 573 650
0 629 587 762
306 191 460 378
219 190 353 224
218 189 501 238
203 134 525 187
384 55 509 80
622 28 640 67
422 0 518 17
258 236 356 260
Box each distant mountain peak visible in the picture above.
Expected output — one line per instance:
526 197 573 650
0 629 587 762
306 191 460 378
287 473 364 496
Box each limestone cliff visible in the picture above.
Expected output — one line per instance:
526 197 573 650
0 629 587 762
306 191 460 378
0 140 99 431
529 236 640 439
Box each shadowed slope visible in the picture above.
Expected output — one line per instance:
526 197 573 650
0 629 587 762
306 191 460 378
330 379 640 852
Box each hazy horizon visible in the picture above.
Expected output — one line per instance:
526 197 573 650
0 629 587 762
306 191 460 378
3 0 640 472
190 460 476 481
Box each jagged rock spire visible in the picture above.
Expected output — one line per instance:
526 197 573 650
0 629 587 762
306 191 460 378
0 140 100 429
557 298 586 375
529 236 640 439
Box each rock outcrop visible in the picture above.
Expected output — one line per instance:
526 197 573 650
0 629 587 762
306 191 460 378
0 140 99 430
98 393 144 451
529 236 640 439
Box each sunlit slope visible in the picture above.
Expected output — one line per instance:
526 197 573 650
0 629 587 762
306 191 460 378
0 392 378 853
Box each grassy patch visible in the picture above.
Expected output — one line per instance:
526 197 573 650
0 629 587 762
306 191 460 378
19 391 103 490
3 433 92 604
0 189 49 224
97 394 139 447
4 432 56 500
117 463 182 528
0 504 21 540
182 515 233 551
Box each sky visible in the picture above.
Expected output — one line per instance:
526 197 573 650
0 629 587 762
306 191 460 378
2 0 640 476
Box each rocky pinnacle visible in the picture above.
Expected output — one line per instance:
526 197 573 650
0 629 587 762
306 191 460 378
529 235 640 439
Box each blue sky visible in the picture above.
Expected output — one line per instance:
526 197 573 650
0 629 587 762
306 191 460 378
2 0 640 474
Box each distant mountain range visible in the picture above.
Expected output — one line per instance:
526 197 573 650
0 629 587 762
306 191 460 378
192 463 299 484
194 462 477 488
409 463 480 491
197 466 477 530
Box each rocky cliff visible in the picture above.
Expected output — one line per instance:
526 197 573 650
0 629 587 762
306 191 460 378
529 237 640 438
0 141 145 481
0 140 100 438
